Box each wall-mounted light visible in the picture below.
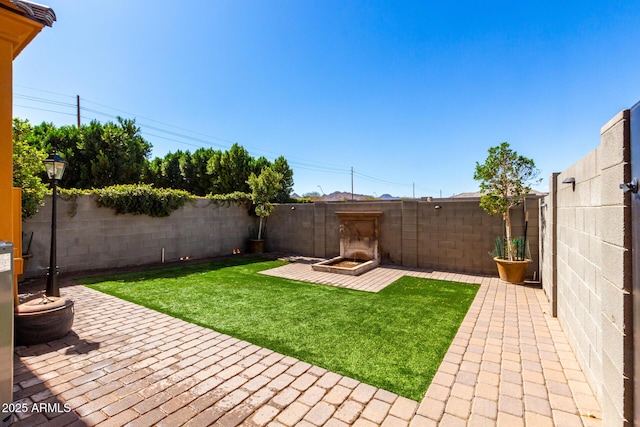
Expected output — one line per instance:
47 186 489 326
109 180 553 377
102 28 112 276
620 178 639 194
562 177 576 191
434 205 442 210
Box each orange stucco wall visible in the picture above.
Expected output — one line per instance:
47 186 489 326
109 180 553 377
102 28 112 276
0 37 13 246
0 4 45 301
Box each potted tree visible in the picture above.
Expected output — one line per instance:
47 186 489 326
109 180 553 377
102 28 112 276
474 142 539 283
246 166 283 253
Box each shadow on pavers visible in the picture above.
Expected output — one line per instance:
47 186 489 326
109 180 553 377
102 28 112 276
12 331 99 426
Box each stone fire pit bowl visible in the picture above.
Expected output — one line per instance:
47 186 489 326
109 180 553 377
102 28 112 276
14 295 74 346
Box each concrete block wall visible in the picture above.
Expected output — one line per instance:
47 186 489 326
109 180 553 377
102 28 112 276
266 203 315 255
23 196 254 277
541 110 632 426
269 198 541 276
401 201 418 267
416 198 539 275
541 173 559 316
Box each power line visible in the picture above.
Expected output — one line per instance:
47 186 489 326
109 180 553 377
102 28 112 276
15 87 359 172
141 132 207 150
81 106 232 150
14 84 76 99
81 97 237 146
81 103 350 174
13 104 77 117
14 94 75 108
353 169 411 187
16 97 353 176
13 86 427 191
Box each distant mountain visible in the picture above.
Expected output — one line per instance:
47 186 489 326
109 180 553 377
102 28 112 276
291 191 401 201
451 189 547 198
322 191 371 201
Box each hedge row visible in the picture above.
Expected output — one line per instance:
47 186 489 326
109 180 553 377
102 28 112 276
59 185 193 217
54 184 309 218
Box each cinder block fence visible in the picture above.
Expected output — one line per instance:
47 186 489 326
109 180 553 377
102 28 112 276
23 198 254 276
541 109 633 427
267 198 541 277
23 196 541 278
21 107 638 426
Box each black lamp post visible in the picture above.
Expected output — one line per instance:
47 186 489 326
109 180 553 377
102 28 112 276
43 152 67 297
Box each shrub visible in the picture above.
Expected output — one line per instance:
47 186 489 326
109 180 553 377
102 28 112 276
12 119 48 219
58 188 93 198
207 191 251 207
95 184 194 217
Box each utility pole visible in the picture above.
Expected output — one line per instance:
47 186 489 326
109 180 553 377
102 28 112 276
76 95 80 128
413 182 415 199
351 166 354 200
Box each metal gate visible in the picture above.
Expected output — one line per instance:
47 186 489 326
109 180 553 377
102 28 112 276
631 102 640 425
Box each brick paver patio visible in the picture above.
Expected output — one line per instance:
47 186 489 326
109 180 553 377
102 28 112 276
11 258 602 426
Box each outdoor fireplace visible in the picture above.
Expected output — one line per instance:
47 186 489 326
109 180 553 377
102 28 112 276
312 211 382 275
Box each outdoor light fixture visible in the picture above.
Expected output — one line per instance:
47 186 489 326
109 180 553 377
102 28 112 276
620 178 639 194
562 177 576 191
43 152 67 181
43 152 67 297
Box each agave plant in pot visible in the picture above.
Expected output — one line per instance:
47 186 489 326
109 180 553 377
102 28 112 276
474 142 540 283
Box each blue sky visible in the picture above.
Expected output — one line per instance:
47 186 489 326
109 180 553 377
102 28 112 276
12 0 640 198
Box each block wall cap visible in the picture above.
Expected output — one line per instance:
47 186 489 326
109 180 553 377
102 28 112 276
600 109 630 135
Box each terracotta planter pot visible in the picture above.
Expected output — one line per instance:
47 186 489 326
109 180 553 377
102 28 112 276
493 257 531 284
249 239 265 254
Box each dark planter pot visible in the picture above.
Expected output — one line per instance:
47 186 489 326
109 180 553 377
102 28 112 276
249 239 265 254
14 297 74 346
494 257 531 284
17 253 33 282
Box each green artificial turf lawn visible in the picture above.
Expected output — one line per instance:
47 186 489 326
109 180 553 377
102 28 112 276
81 257 479 401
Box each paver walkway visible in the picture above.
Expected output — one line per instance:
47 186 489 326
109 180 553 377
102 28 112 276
11 259 602 426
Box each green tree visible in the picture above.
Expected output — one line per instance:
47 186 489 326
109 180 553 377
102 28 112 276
473 142 539 260
155 151 184 189
12 118 48 219
144 149 219 195
144 157 164 187
271 156 294 203
17 117 296 202
82 118 151 187
189 148 217 195
208 143 254 194
247 166 283 240
177 151 195 191
28 123 82 187
252 156 270 175
31 117 151 189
